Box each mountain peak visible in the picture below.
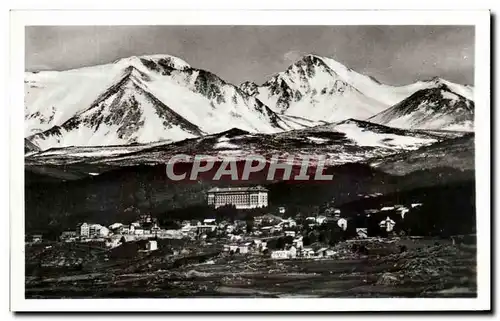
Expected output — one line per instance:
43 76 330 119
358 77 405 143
369 85 474 131
290 54 354 73
423 76 443 83
239 81 259 96
213 127 251 138
113 54 191 71
257 53 389 120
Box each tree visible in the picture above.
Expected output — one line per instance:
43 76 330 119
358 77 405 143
328 227 343 246
245 214 254 234
283 235 294 245
206 229 217 239
343 220 357 239
303 235 311 246
307 231 318 244
275 237 286 249
318 230 329 244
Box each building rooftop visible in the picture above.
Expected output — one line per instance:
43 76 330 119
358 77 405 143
207 185 268 193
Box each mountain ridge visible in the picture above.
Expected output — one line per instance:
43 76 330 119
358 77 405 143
26 54 305 150
25 53 475 150
255 54 473 123
368 85 474 131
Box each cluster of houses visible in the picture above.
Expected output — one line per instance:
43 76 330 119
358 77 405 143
48 185 425 260
219 214 342 260
221 232 337 260
363 203 423 220
179 219 218 238
215 201 425 260
270 244 336 260
59 214 165 247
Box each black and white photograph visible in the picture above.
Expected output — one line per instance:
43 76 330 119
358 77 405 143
9 9 491 312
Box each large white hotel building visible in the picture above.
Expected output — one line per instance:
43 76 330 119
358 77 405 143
207 186 269 209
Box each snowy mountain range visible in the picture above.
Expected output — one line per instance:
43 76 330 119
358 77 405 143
25 53 474 151
25 55 306 150
368 83 474 131
26 119 465 171
253 55 474 124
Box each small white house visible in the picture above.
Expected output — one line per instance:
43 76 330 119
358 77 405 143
293 238 303 250
120 226 130 234
337 218 348 231
325 249 336 257
144 240 158 251
271 251 288 259
238 245 249 254
379 216 396 232
94 226 108 237
284 230 296 237
229 234 243 241
271 246 296 260
356 228 368 239
105 236 122 248
203 218 217 225
397 207 410 219
79 223 90 237
224 244 248 254
109 223 123 230
301 248 315 257
261 226 275 234
181 225 198 233
316 216 328 225
315 247 329 257
280 218 296 228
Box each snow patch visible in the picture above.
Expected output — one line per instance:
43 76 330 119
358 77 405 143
214 141 240 149
335 123 437 150
307 136 329 144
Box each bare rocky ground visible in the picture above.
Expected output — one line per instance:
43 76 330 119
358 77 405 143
25 237 476 299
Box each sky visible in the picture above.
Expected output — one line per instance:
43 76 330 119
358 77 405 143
25 26 474 86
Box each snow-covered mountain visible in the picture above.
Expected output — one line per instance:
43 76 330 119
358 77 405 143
253 54 474 125
25 53 475 150
24 139 40 155
25 55 300 150
239 81 259 97
368 84 474 131
255 55 388 122
27 119 465 168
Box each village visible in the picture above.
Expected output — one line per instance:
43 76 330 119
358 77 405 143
29 186 426 261
25 185 477 299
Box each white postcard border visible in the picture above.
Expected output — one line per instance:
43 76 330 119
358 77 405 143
9 9 491 312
